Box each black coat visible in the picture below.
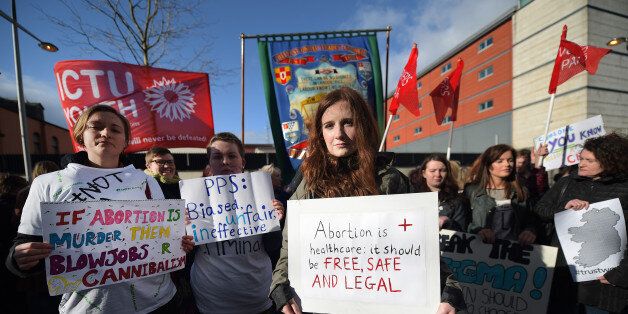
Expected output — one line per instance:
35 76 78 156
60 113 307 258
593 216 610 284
534 173 628 313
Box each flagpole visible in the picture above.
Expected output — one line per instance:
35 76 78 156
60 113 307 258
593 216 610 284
240 33 245 144
446 121 454 160
379 114 393 152
537 93 556 167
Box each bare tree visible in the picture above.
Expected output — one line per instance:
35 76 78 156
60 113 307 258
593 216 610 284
40 0 220 74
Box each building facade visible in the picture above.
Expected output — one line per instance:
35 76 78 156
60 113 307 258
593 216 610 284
0 98 73 156
512 0 628 148
386 8 516 154
387 0 627 154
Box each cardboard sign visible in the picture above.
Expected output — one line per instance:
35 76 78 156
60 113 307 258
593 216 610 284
555 198 626 282
533 115 605 170
440 230 557 314
179 171 280 245
288 192 441 313
42 200 187 295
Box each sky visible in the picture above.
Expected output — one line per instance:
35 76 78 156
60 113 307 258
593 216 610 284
0 0 517 144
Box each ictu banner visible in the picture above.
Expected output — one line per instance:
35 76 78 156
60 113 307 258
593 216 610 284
54 60 214 153
258 35 383 175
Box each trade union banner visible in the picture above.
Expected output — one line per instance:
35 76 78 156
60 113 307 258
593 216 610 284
54 60 214 153
258 35 384 177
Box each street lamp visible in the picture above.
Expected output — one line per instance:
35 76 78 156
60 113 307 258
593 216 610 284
607 37 627 50
0 0 58 181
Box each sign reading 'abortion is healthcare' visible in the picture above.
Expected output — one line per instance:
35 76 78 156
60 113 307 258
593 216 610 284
179 171 280 245
288 193 441 314
42 200 187 295
54 60 214 153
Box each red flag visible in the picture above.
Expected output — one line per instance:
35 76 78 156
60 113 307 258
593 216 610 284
54 60 214 153
430 58 464 125
389 44 419 116
548 25 611 94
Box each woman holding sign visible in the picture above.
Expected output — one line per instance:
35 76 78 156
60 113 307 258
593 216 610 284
464 144 538 246
534 133 628 314
410 154 470 231
189 131 285 314
270 88 465 314
6 105 195 314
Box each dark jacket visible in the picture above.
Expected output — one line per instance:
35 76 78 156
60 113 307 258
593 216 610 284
439 196 470 232
465 183 537 237
534 173 628 313
270 160 466 311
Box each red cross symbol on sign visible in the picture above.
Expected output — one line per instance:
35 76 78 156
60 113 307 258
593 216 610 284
398 218 413 231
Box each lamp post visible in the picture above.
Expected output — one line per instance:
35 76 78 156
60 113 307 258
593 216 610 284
607 37 628 51
0 0 58 181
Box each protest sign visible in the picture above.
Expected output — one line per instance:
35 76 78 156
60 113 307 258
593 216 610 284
288 192 441 313
440 230 557 314
54 60 214 152
533 115 605 170
555 198 626 282
179 171 280 245
42 199 187 296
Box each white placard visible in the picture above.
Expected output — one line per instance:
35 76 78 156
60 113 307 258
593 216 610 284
42 200 187 295
555 198 626 282
288 192 441 313
179 171 280 245
533 115 605 170
440 230 557 314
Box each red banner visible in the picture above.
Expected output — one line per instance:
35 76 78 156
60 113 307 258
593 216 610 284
389 44 419 116
548 25 611 94
430 59 464 125
54 60 214 153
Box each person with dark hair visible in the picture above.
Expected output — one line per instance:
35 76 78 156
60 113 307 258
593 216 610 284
0 173 29 313
6 105 194 314
12 161 61 314
270 87 464 314
190 131 285 314
465 144 537 245
410 154 469 231
144 146 181 199
515 145 549 201
533 132 628 314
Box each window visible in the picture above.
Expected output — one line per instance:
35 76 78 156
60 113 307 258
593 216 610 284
33 132 42 154
51 136 60 155
440 63 452 74
478 37 493 51
479 100 494 112
417 81 422 89
414 127 423 135
442 116 452 124
393 135 401 142
478 65 494 80
392 114 400 121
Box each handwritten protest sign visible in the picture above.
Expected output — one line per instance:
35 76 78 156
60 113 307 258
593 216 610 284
288 192 441 313
555 198 626 282
179 171 280 245
440 230 557 314
42 200 186 295
533 115 605 170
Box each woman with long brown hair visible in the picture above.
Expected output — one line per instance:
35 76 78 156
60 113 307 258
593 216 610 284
270 87 464 314
464 144 537 245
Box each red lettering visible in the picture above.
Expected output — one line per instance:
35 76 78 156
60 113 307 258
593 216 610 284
82 269 98 287
56 211 71 226
71 209 85 224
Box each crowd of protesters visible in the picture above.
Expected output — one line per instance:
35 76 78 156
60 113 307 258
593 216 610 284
1 87 627 314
